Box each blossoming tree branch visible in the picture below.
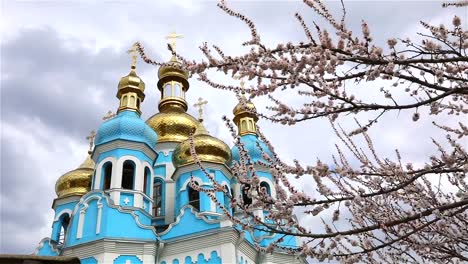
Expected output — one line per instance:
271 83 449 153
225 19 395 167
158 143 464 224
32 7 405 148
136 0 467 263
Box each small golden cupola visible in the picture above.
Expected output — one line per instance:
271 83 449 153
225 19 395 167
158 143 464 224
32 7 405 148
173 98 231 167
55 132 96 198
233 80 259 136
116 43 146 115
147 32 199 143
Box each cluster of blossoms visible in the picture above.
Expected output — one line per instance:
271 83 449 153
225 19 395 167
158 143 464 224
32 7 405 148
137 0 467 262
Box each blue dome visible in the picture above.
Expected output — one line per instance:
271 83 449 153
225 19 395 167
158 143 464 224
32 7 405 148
231 134 273 164
95 111 157 148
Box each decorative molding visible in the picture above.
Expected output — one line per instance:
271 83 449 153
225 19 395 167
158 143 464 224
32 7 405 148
173 162 232 182
54 209 73 221
93 156 117 190
155 142 178 156
33 237 60 255
92 140 157 162
158 205 223 236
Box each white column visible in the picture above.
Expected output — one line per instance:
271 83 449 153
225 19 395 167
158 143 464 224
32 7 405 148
96 202 103 234
134 162 144 208
111 161 122 203
76 209 86 239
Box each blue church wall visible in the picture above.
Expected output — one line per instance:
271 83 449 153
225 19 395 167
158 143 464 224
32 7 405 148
155 151 173 164
114 255 143 264
154 165 166 178
81 257 98 264
120 192 135 207
66 192 157 247
160 207 220 240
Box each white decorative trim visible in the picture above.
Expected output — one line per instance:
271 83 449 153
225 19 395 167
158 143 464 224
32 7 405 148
258 176 277 197
76 209 85 239
155 142 178 156
158 205 223 236
54 209 73 221
71 191 159 236
179 176 204 192
172 162 232 182
96 201 103 234
33 237 60 255
93 157 117 190
93 140 157 162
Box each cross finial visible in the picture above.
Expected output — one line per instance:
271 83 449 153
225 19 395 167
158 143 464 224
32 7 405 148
86 130 96 154
193 97 208 121
165 31 183 53
234 76 246 95
103 110 116 121
127 43 138 70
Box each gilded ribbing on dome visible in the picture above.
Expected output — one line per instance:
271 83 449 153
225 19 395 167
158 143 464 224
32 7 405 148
172 122 231 167
55 154 95 198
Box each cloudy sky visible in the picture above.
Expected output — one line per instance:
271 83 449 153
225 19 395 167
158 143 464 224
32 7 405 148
0 0 464 255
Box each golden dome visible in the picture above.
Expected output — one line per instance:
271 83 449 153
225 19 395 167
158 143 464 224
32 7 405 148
117 68 146 98
173 122 231 167
55 154 95 198
146 111 199 143
158 56 189 89
233 99 257 119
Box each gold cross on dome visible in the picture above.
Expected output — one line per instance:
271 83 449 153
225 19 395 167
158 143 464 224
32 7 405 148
127 43 138 69
166 31 183 52
102 110 116 121
193 97 208 120
86 130 96 153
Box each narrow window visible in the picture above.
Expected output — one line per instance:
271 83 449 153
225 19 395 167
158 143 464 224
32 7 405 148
174 83 181 97
58 214 70 245
121 161 135 189
260 182 271 196
103 162 112 190
122 95 128 106
248 120 254 130
164 83 171 97
129 95 136 107
242 184 252 206
241 120 247 131
188 182 200 211
144 167 151 196
136 98 141 109
153 180 163 216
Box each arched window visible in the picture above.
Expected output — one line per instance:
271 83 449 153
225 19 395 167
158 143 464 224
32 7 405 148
144 167 151 196
122 95 128 106
241 120 247 131
241 184 252 206
102 162 112 190
58 214 70 245
248 120 254 130
153 179 163 217
164 83 171 97
188 182 200 211
260 182 271 196
121 161 135 190
174 83 182 97
129 95 136 107
136 98 141 109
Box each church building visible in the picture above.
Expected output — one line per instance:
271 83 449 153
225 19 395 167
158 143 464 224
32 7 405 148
34 38 305 264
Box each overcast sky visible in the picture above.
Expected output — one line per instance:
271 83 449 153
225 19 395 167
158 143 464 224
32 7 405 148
0 0 464 255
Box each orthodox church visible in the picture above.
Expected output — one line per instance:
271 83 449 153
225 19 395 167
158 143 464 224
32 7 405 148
34 38 304 264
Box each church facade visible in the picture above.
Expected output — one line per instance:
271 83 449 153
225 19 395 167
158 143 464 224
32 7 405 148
34 42 304 264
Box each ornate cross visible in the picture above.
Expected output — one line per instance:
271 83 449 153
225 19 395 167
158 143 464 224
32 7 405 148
102 110 116 121
193 97 208 120
165 31 183 52
127 43 138 69
86 130 96 153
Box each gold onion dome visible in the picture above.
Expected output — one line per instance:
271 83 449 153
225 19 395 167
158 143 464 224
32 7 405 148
55 154 95 198
173 121 232 167
147 54 198 142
